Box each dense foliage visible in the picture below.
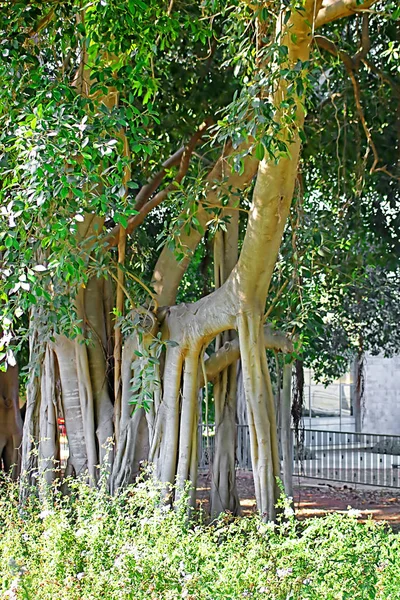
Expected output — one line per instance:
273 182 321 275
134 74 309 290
0 473 399 599
0 1 398 379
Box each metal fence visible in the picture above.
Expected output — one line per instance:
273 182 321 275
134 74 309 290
295 429 400 488
199 426 400 488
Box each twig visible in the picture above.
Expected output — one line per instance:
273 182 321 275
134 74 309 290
315 31 400 181
362 58 400 98
263 280 288 322
104 120 212 248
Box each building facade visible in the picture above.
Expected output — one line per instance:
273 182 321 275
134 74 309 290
302 354 400 434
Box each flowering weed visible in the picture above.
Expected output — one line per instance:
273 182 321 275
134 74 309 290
0 472 399 599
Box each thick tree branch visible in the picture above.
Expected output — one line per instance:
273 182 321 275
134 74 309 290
104 121 211 249
201 326 293 385
29 7 55 37
353 14 371 69
153 140 258 306
314 34 353 68
231 2 315 308
315 0 378 29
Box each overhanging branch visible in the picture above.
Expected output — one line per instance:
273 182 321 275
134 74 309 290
134 146 185 212
104 120 211 248
315 0 378 29
362 58 400 98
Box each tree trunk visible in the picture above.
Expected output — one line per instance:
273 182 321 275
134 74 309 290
238 314 280 518
229 0 314 518
210 207 241 516
281 363 293 498
0 364 22 479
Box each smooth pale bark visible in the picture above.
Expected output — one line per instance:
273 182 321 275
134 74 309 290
82 278 114 465
38 346 60 484
110 335 148 492
153 344 184 485
210 337 240 516
236 361 247 428
202 326 293 384
21 325 42 490
153 141 258 306
238 314 281 519
229 0 315 518
281 363 294 498
315 0 379 28
176 352 201 507
54 335 96 479
210 207 240 516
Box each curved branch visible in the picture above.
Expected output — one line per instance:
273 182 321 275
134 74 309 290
104 121 211 249
133 146 185 211
353 14 371 69
201 326 293 385
153 140 259 306
29 7 55 37
315 0 378 29
315 33 400 180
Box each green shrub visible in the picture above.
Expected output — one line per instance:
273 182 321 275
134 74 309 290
1 471 399 599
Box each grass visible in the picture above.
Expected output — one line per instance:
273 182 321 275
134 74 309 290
1 471 399 599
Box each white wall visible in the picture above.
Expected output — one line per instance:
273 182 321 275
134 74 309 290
362 354 400 435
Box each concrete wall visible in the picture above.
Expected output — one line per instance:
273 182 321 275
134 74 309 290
362 354 400 435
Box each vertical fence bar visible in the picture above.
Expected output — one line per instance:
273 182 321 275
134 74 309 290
197 426 400 489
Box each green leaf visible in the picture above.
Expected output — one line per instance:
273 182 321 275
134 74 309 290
255 142 265 161
115 214 129 228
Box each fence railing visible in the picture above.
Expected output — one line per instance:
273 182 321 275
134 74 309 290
198 426 400 488
295 429 400 488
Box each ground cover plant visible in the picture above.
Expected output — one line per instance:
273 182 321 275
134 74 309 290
1 472 400 600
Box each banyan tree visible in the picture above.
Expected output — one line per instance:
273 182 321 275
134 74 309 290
0 0 398 519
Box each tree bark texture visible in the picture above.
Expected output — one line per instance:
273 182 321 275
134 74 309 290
0 364 22 479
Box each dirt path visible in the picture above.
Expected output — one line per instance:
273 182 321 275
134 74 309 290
197 471 400 528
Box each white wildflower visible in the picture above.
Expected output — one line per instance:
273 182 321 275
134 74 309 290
179 560 186 576
276 567 293 578
75 528 86 538
347 506 362 518
258 521 275 534
284 505 295 518
4 578 19 599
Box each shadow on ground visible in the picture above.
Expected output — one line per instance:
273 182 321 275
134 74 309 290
197 470 400 529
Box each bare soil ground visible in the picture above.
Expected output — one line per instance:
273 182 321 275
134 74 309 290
197 470 400 528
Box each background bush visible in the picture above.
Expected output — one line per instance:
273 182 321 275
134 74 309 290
1 472 399 599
